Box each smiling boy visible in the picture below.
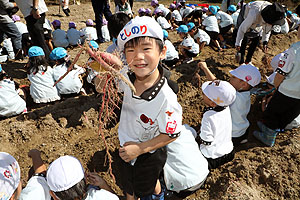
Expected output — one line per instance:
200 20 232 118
114 16 182 200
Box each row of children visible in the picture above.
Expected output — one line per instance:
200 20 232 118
1 11 299 200
0 44 89 118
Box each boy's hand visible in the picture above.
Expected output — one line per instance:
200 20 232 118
198 61 207 70
28 149 41 158
86 172 106 187
99 52 122 71
119 142 142 162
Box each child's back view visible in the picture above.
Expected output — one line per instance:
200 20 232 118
50 47 85 95
67 22 84 46
81 19 98 41
0 66 27 117
27 46 60 103
51 20 69 48
199 78 236 169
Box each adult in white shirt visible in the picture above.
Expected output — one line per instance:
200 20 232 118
14 0 50 58
235 1 285 64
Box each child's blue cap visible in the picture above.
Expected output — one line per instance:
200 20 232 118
208 6 217 15
187 22 195 31
28 46 45 58
286 10 292 16
176 25 188 33
0 64 2 73
50 47 67 60
163 30 168 38
228 5 237 12
89 40 99 49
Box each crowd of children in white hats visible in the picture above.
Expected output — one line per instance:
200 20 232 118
1 0 300 200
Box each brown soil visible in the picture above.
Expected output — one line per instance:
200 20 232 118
1 1 300 199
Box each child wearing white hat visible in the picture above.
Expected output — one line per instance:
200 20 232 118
199 79 236 169
47 155 118 200
0 150 51 200
198 62 261 146
114 16 181 200
80 19 98 41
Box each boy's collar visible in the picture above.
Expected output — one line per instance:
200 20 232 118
128 64 166 101
203 106 226 113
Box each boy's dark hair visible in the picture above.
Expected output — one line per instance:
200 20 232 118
0 71 10 81
56 58 72 69
107 13 131 39
27 55 49 74
54 178 87 200
124 36 164 52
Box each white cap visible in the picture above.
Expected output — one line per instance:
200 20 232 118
202 80 236 107
230 64 261 87
117 16 164 51
0 152 21 200
46 156 84 192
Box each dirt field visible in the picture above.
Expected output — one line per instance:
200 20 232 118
1 1 300 199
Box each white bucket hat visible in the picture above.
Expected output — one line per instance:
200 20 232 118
202 80 236 107
46 155 84 192
0 152 21 200
117 16 164 51
230 64 261 87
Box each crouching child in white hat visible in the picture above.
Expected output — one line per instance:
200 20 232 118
47 155 118 200
198 62 261 146
0 150 51 200
198 79 236 169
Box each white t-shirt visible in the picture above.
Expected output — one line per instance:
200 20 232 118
164 124 209 192
216 11 233 28
180 36 199 54
277 41 300 99
0 79 26 117
180 7 193 18
157 16 171 30
85 188 119 200
118 70 182 147
19 176 51 200
52 29 69 48
230 91 251 138
157 4 170 18
15 22 28 35
194 29 210 45
171 10 182 22
43 19 52 31
81 27 98 41
28 65 61 103
235 1 272 47
53 63 84 94
202 15 220 33
200 107 234 159
15 0 48 18
164 39 179 61
67 28 83 46
231 9 240 27
101 25 110 42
